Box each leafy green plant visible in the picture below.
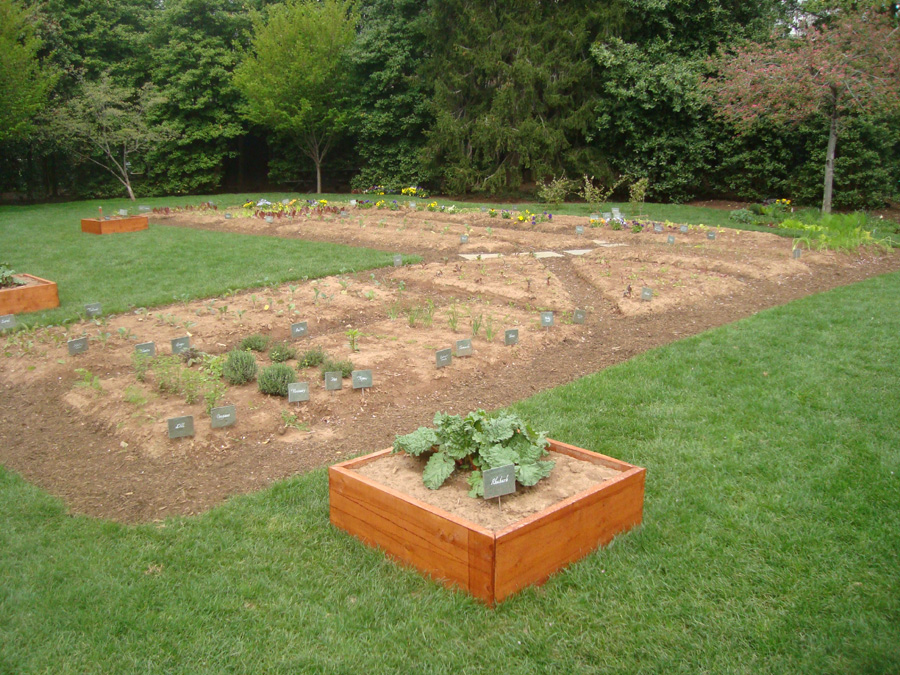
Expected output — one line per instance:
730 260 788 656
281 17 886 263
536 175 572 205
392 410 554 496
281 410 310 431
484 315 495 342
223 349 257 385
269 342 296 363
152 355 184 393
238 334 271 352
471 313 483 338
628 176 649 215
132 350 152 382
257 363 295 396
74 368 103 393
346 328 360 352
0 263 25 289
319 357 353 379
297 345 327 369
447 303 460 332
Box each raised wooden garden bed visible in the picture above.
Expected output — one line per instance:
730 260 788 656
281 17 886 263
80 215 149 234
0 274 59 315
329 439 645 604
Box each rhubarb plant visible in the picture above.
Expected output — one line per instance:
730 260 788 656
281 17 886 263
392 409 554 497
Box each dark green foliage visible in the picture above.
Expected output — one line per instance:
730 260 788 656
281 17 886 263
319 357 353 379
393 409 553 494
347 0 431 189
268 342 296 363
297 345 327 369
143 0 248 195
223 349 257 385
422 0 616 194
257 363 295 396
238 334 271 352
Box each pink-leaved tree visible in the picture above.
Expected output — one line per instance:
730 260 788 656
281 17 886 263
702 10 900 213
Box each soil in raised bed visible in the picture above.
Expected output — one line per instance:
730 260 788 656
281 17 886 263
353 450 621 530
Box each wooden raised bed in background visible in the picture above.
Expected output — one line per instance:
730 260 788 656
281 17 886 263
81 216 149 234
329 439 646 605
0 274 59 315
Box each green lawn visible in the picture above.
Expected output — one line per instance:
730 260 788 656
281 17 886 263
2 262 898 672
0 197 417 326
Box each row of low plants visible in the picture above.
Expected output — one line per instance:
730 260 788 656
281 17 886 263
129 334 355 410
729 203 899 250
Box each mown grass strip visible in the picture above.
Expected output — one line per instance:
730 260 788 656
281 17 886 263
2 266 898 672
0 200 416 326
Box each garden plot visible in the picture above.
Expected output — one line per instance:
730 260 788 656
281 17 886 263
2 204 897 522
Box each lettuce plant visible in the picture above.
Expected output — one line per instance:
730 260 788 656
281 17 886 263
392 410 555 497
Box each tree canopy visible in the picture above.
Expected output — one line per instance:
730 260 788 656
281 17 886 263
703 9 900 212
233 0 357 194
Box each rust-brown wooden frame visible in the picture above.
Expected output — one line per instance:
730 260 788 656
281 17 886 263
0 274 60 315
329 439 645 605
80 216 149 234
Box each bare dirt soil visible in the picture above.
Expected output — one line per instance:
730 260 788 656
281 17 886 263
2 206 898 523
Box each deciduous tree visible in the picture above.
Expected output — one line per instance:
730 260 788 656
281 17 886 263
0 0 56 143
703 10 900 213
53 74 171 200
233 0 357 194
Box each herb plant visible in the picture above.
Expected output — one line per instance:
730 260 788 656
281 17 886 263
392 410 555 497
223 349 257 384
238 334 271 352
257 363 295 396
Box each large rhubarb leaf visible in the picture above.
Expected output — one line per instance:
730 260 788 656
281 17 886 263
516 459 555 486
423 451 456 489
392 427 438 456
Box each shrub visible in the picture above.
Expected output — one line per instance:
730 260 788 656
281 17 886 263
729 208 758 225
536 175 572 205
238 334 271 352
223 349 257 385
297 345 327 368
319 357 353 379
269 342 296 363
257 363 295 396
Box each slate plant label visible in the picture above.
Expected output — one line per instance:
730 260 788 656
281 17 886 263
573 309 586 325
541 311 554 328
135 341 156 357
138 205 150 212
575 225 584 235
408 201 416 209
460 234 469 244
393 254 403 267
641 287 653 302
505 329 519 345
667 235 675 244
288 382 310 402
67 337 89 355
0 314 15 330
680 225 689 233
436 348 452 368
171 336 190 354
265 216 274 223
482 464 517 499
210 405 236 429
456 339 473 357
707 231 716 240
290 321 308 339
84 302 102 318
225 213 233 219
590 213 600 220
654 224 663 233
352 370 373 389
350 199 357 207
168 415 194 438
118 209 128 216
325 372 342 391
793 248 802 259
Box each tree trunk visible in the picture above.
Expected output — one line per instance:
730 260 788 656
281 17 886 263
316 161 322 194
821 106 839 214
